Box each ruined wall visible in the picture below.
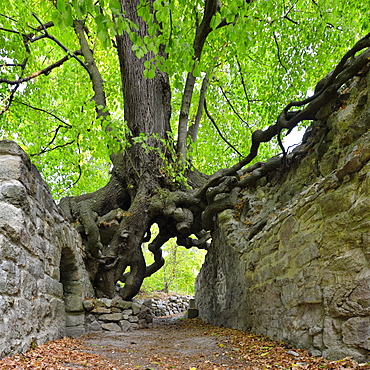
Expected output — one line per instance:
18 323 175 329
0 140 94 358
196 72 370 361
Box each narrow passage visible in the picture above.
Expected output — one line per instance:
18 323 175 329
81 316 246 369
1 316 368 369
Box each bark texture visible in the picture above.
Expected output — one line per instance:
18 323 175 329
58 10 370 301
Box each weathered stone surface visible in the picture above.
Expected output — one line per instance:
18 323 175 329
129 316 139 323
98 313 123 322
119 320 131 331
196 73 370 362
113 299 133 310
148 295 191 316
342 317 370 350
138 319 149 329
64 293 84 312
0 140 93 358
83 299 94 311
65 312 85 327
65 326 86 337
95 298 112 308
84 298 154 332
101 322 121 331
91 307 111 314
131 302 141 315
87 320 102 332
187 308 199 319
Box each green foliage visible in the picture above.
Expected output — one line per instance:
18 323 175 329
1 0 369 190
141 235 206 295
132 132 190 187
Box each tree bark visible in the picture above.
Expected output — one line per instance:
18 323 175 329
56 4 370 302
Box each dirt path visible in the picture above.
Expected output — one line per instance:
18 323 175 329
1 315 369 369
81 316 246 369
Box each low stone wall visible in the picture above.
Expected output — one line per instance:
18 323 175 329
195 73 370 361
0 140 93 358
83 298 153 332
149 294 192 316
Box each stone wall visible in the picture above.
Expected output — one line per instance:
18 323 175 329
0 140 181 359
149 294 192 316
0 140 94 358
195 72 370 361
84 297 153 331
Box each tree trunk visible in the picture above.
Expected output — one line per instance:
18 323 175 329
60 0 177 300
57 2 370 302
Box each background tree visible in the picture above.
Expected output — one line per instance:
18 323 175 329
140 231 206 295
1 0 369 299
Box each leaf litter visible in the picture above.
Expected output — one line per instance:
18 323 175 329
0 317 369 369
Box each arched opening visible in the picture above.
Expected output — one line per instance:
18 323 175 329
60 246 85 336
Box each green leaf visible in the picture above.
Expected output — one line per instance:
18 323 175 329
144 68 156 79
135 47 145 59
56 0 66 12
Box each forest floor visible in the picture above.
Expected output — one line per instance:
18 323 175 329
1 315 370 369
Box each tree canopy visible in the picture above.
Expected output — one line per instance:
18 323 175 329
1 0 368 196
1 0 370 299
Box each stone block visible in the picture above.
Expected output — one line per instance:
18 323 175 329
138 319 148 329
98 313 123 322
26 258 44 279
132 302 141 315
0 154 26 182
101 322 121 331
91 307 111 314
40 275 63 298
87 321 102 332
137 307 150 319
20 270 37 300
142 299 153 308
83 299 94 311
342 317 370 350
119 320 131 331
0 202 24 230
65 326 85 337
0 181 30 211
128 316 139 323
65 312 85 327
64 293 84 312
1 238 20 261
113 299 133 310
0 269 19 295
95 298 112 308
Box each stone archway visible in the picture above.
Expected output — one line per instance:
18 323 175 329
60 245 86 336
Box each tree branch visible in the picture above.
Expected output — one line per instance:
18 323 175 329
30 139 75 156
177 0 222 159
0 27 20 34
188 74 209 148
219 85 249 126
204 98 244 157
0 53 78 85
12 99 72 127
196 34 370 199
73 20 110 121
30 13 88 73
273 31 288 73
